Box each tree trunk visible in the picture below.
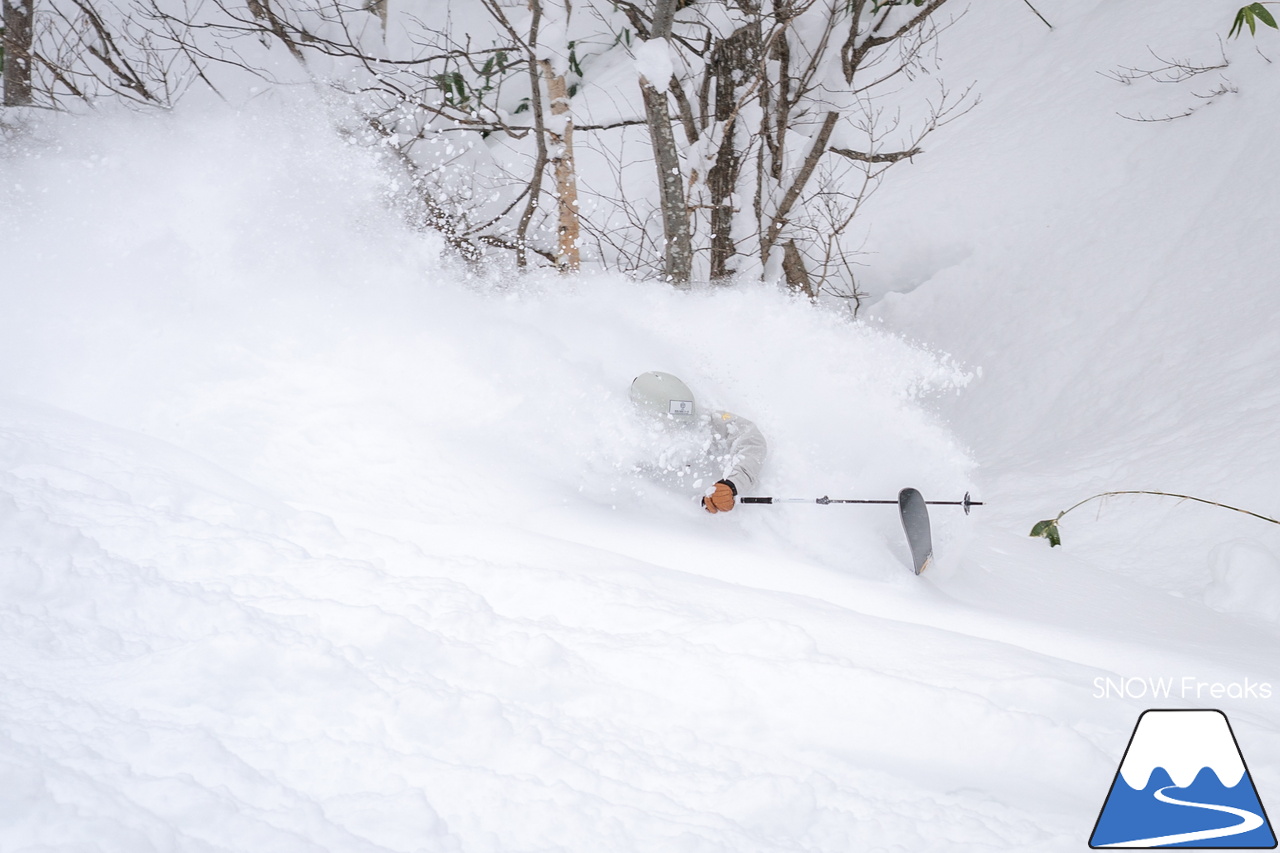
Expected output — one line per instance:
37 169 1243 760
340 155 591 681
640 0 691 285
781 239 815 299
707 21 758 281
513 0 548 268
541 60 581 272
2 0 33 106
761 110 839 270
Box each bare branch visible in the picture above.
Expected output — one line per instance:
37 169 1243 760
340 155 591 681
828 145 921 163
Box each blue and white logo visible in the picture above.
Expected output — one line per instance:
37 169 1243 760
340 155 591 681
1090 709 1276 848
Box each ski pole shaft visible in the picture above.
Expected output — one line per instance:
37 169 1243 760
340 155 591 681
739 498 895 504
739 492 984 512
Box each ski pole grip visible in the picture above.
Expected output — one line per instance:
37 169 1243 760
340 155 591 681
739 497 773 504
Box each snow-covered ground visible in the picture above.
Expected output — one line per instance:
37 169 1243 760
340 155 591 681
3 1 1280 850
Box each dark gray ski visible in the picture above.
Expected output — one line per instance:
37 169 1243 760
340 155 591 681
898 487 933 575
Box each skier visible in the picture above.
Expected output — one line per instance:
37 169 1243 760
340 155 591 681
629 371 767 513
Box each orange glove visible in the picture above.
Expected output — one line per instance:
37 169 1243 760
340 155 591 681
703 480 736 513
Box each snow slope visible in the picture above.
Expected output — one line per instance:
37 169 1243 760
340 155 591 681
867 0 1280 582
3 1 1280 850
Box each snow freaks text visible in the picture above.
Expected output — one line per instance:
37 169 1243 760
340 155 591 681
1093 677 1274 701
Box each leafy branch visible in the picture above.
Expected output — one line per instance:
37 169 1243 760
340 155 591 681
1230 3 1278 38
1030 490 1280 547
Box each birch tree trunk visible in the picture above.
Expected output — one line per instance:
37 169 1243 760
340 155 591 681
541 60 581 272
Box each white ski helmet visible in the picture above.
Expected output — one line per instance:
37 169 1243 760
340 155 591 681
630 371 697 422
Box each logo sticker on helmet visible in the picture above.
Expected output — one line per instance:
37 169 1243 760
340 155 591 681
670 400 694 415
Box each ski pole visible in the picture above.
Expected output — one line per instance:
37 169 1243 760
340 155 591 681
738 491 984 514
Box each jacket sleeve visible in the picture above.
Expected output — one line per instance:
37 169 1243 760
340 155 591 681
715 412 767 492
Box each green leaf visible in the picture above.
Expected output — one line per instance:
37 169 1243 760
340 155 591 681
451 71 468 106
1231 4 1278 37
568 40 584 77
1030 518 1062 547
433 73 452 103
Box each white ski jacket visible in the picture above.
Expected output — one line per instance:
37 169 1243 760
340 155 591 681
708 411 767 492
643 410 767 495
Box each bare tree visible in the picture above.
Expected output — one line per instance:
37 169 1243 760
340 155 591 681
5 0 972 299
755 0 965 296
597 0 969 297
638 0 692 283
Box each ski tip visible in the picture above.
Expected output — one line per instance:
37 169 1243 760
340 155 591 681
915 554 933 575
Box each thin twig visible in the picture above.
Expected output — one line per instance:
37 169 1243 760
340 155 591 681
1020 0 1053 30
1058 490 1280 527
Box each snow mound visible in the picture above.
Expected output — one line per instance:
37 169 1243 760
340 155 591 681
1204 541 1280 622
